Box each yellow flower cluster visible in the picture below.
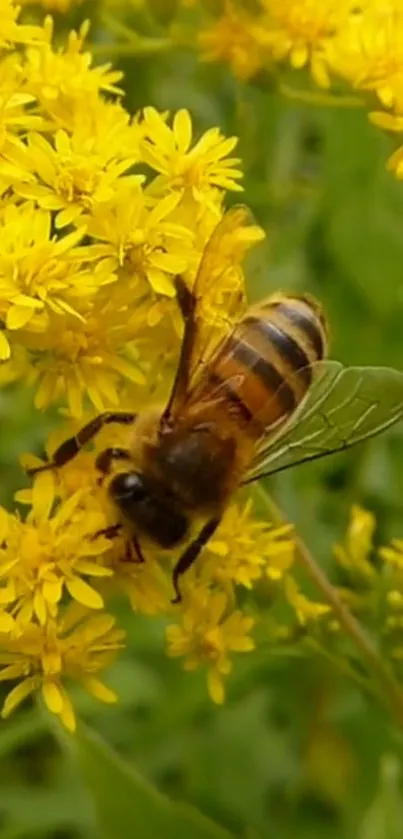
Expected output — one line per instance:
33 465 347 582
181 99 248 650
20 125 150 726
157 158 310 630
150 0 403 179
20 3 403 175
0 6 244 417
334 505 403 669
0 462 295 728
0 1 304 729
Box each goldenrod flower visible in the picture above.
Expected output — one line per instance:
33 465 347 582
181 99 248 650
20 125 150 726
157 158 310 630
285 576 331 625
380 539 403 572
84 185 195 297
24 19 123 123
263 0 355 88
327 4 403 111
202 499 294 588
198 2 272 81
166 590 255 704
0 608 124 731
0 483 113 626
0 58 44 152
0 201 112 360
9 449 293 715
334 505 377 584
7 103 143 227
23 445 103 503
25 288 147 416
0 0 45 48
109 542 171 617
140 107 243 203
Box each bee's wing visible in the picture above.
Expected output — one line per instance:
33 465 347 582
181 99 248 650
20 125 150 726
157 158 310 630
189 205 260 380
243 360 403 483
163 206 264 420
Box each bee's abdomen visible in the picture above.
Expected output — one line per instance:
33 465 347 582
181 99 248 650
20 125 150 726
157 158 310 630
209 295 328 431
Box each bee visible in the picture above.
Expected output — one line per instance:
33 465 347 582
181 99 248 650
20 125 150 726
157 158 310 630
27 207 403 602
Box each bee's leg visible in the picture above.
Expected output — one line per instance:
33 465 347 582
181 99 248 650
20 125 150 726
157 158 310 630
160 276 196 427
27 412 137 477
121 534 145 563
131 535 146 564
95 447 131 482
91 523 123 541
171 517 221 604
174 274 196 321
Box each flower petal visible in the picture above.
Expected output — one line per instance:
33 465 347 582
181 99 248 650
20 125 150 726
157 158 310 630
83 676 118 704
2 677 38 717
0 332 11 360
58 688 76 732
66 577 104 609
6 305 35 330
207 667 225 704
0 610 16 633
42 680 64 714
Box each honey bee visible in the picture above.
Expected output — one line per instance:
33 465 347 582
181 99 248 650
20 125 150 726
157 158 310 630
27 207 403 602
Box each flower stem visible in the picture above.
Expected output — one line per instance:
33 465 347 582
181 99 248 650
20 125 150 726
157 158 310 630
91 39 173 57
92 15 173 56
256 485 403 726
279 82 365 109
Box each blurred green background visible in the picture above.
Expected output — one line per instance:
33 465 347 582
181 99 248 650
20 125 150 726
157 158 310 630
3 4 403 838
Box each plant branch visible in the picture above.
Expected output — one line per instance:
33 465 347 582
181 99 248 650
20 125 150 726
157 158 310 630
256 485 403 727
279 82 365 109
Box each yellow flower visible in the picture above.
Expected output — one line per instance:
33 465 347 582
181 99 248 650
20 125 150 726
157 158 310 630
198 2 271 81
84 185 195 297
0 484 113 627
166 589 255 703
24 445 104 504
0 57 44 153
0 202 123 372
108 541 171 617
24 19 123 125
368 112 403 178
140 107 243 203
203 499 294 589
334 505 377 583
7 102 143 227
285 576 331 625
380 539 403 572
25 287 147 416
264 0 355 88
0 200 115 362
327 4 403 111
0 608 125 731
0 0 45 48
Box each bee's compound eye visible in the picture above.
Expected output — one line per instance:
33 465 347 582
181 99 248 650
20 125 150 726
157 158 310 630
110 472 146 502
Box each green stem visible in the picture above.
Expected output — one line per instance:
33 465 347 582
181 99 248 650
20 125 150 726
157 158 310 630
91 39 173 57
279 82 365 109
305 637 377 697
91 14 174 56
255 485 403 727
100 14 146 43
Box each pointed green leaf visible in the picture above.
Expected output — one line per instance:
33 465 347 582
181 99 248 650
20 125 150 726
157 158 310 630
57 723 234 839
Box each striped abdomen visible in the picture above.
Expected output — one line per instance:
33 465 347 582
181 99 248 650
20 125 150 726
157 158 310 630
205 294 329 433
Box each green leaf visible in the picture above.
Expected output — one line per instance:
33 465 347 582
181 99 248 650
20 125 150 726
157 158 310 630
57 723 234 839
359 754 403 839
320 107 403 320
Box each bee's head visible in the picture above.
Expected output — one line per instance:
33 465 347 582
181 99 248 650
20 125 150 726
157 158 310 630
108 471 189 549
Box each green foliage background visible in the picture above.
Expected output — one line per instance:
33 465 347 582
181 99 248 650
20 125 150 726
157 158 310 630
2 5 403 838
